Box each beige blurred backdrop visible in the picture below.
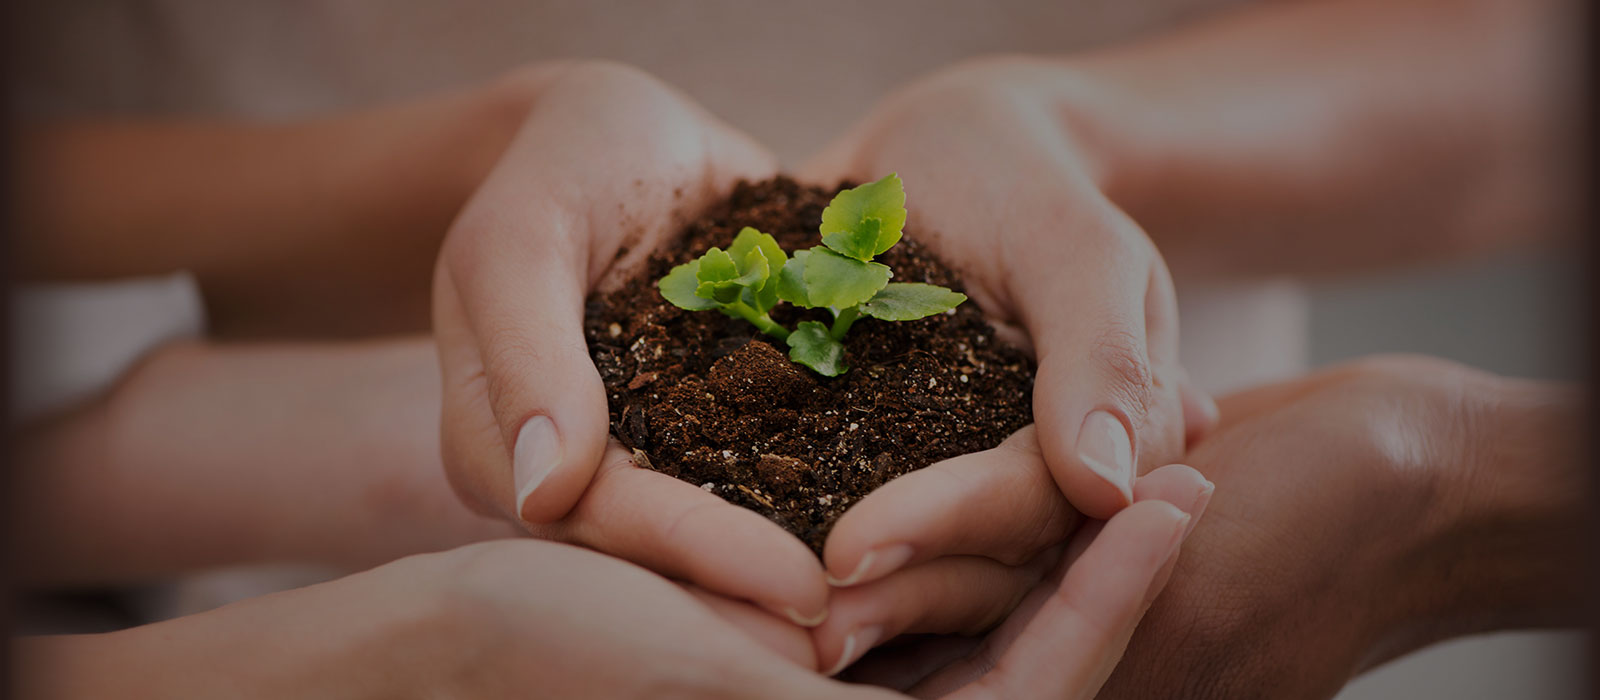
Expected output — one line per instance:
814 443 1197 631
11 2 1587 697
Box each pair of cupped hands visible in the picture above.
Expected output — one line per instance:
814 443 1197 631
423 60 1224 697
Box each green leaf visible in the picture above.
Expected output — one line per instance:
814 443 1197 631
859 283 967 321
730 227 786 312
820 173 907 261
803 247 892 309
786 321 848 376
697 247 738 283
777 249 813 308
734 246 769 286
659 260 721 310
730 227 787 276
695 246 767 305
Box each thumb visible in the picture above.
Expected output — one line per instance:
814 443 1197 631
1178 369 1221 448
435 243 611 525
1024 208 1183 520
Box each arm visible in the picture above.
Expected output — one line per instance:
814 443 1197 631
1085 0 1576 280
14 540 878 700
11 67 562 337
12 338 514 585
945 0 1575 281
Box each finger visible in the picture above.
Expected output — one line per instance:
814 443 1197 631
685 585 818 670
1020 206 1176 520
914 500 1192 700
909 466 1210 697
1131 463 1215 539
437 231 612 526
793 124 871 188
823 426 1080 588
441 64 776 526
1031 463 1213 601
736 663 906 700
842 636 982 691
548 443 830 626
435 264 535 521
1179 370 1221 448
1211 373 1329 427
1145 258 1196 453
814 552 1057 676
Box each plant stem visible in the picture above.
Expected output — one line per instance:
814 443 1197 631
728 301 791 341
830 306 861 340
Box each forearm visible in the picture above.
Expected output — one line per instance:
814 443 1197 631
1051 0 1577 281
14 563 438 700
11 67 553 336
13 338 511 586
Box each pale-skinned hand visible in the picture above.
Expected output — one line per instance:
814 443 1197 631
814 458 1214 683
432 61 837 624
800 58 1217 653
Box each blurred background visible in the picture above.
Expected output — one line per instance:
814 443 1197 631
9 1 1588 697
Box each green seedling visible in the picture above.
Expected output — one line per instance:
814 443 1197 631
659 173 966 376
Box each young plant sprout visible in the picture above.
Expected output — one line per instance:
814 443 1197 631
658 173 966 376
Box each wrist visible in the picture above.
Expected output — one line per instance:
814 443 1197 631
1368 372 1585 666
17 562 447 699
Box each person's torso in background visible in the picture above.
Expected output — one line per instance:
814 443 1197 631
13 0 1304 394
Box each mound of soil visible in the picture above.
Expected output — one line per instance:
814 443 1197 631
584 177 1035 554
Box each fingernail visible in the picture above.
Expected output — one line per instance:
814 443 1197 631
826 544 915 587
784 607 829 628
825 625 884 677
1078 410 1134 504
1182 478 1215 538
1167 514 1192 559
513 416 562 520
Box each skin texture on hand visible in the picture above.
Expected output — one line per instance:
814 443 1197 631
1098 355 1587 700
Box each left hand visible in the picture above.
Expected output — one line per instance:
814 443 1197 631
801 57 1217 661
432 62 840 624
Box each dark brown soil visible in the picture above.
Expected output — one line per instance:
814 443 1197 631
584 177 1035 555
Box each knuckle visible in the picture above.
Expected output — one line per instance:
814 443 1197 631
560 59 669 92
1090 328 1155 422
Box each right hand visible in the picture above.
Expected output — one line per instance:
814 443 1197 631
431 62 836 624
408 526 1200 700
800 57 1220 661
25 525 1203 699
371 540 893 698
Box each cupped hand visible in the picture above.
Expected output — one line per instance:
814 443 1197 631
401 540 891 698
800 58 1216 652
432 62 832 623
1098 355 1563 699
814 457 1214 682
802 58 1216 530
426 516 1201 700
